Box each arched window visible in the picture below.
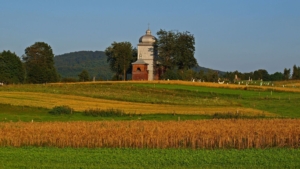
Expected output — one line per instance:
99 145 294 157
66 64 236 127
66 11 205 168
137 67 141 72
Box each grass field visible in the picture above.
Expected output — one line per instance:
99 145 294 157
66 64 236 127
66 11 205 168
0 80 299 168
0 103 217 122
0 147 299 169
1 80 300 117
1 91 262 115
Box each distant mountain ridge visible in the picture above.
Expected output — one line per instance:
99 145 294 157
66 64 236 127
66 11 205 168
54 50 225 80
193 65 225 75
54 51 114 80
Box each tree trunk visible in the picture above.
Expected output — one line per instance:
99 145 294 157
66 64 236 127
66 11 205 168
123 64 126 81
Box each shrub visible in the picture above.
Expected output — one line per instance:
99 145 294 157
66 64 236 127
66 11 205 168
160 69 181 80
83 108 125 117
49 105 73 115
212 112 266 119
61 77 78 82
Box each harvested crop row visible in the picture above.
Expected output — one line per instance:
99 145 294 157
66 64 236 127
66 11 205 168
1 119 299 149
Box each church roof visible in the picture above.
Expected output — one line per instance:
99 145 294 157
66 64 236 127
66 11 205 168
132 59 148 65
139 29 156 44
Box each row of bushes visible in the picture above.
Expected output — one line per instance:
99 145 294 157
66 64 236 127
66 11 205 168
49 106 128 117
83 108 125 117
212 112 266 119
49 106 73 115
49 106 267 119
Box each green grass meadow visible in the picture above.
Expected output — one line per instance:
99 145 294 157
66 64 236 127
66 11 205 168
0 147 299 169
134 83 300 117
1 82 300 117
0 103 213 122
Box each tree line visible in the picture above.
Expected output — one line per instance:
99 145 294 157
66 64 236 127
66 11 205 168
0 42 58 84
221 66 300 82
0 42 99 84
105 29 197 80
104 28 300 82
1 36 299 84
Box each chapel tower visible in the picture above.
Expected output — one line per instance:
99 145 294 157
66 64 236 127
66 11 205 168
132 28 160 80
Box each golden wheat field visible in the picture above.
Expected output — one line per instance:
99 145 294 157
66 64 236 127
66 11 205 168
0 119 299 149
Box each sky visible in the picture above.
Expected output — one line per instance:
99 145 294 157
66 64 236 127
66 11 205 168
1 0 299 74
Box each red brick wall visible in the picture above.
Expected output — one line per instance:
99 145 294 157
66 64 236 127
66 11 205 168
132 64 148 80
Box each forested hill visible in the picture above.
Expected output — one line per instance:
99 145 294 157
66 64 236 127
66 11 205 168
54 51 114 80
193 65 225 75
54 50 224 81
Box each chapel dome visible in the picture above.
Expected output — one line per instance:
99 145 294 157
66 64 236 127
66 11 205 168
139 29 156 44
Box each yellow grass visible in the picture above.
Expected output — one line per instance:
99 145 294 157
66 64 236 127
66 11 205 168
274 80 300 87
152 80 300 92
0 91 275 116
62 80 300 93
1 120 299 149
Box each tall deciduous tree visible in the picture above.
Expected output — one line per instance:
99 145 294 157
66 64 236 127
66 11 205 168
283 68 291 80
156 30 177 70
156 29 197 71
292 65 300 80
175 31 197 70
206 69 219 82
253 69 269 81
0 50 25 84
105 42 134 81
23 42 58 83
78 70 90 82
269 72 284 81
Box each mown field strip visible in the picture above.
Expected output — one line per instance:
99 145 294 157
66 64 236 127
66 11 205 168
0 91 274 115
66 80 300 93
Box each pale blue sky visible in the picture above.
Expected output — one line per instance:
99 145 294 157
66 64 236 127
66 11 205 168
1 0 299 73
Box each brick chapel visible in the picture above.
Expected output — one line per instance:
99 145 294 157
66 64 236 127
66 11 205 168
132 28 162 80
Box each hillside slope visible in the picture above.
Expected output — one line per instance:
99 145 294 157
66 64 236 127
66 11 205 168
54 51 224 81
54 51 113 80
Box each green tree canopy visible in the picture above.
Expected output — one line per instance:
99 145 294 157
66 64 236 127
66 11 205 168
269 72 284 81
0 50 25 84
221 70 286 82
283 68 291 80
156 30 177 70
253 69 269 81
105 42 135 81
78 70 90 82
156 29 197 71
223 70 243 82
206 69 219 82
292 65 300 80
23 42 58 83
175 31 197 70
